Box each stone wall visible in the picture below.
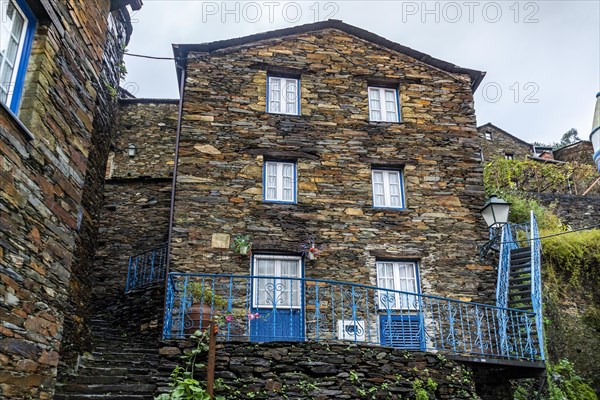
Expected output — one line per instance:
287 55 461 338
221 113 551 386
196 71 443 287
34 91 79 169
553 141 595 166
0 3 135 398
531 192 600 229
158 341 483 399
90 99 177 317
91 180 172 315
172 28 495 303
477 124 532 162
107 99 179 179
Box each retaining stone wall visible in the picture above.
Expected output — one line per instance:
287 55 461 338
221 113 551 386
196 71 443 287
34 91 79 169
158 341 485 399
531 192 600 229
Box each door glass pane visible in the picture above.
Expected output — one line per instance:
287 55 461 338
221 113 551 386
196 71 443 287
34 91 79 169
280 260 300 306
256 259 275 306
254 258 301 308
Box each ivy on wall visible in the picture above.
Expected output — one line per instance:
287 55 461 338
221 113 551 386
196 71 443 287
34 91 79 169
484 158 598 196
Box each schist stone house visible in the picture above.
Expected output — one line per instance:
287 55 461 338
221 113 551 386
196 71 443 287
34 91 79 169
169 20 491 300
477 123 533 161
2 11 549 399
477 122 596 165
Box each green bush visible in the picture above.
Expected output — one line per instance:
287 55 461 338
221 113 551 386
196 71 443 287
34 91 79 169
542 229 600 287
547 360 597 400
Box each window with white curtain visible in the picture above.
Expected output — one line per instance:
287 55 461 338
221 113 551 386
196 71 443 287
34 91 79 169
264 161 296 203
253 255 302 308
268 76 299 115
368 87 399 122
372 169 404 209
376 261 419 310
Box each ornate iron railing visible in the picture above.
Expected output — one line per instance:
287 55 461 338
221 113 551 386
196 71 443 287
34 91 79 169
163 273 542 361
495 213 545 361
125 245 168 292
530 211 544 358
496 225 518 309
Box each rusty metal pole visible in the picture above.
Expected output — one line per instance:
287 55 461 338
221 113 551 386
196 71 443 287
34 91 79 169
206 321 217 399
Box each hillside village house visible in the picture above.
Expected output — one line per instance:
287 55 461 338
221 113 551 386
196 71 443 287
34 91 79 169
1 8 558 399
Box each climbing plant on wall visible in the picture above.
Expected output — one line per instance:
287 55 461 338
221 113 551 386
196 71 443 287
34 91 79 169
484 158 598 196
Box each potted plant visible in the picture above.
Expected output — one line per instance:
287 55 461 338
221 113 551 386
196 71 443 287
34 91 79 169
183 282 227 335
231 234 252 256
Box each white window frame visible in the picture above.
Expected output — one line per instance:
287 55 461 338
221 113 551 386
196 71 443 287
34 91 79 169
371 169 405 209
264 160 296 203
0 0 30 109
368 86 400 122
504 153 514 160
267 76 300 115
376 261 419 311
485 131 493 140
253 255 302 309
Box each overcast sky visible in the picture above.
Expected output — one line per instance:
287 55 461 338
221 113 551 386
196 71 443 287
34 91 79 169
123 1 600 145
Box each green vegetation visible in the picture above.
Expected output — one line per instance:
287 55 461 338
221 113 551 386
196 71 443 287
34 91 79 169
484 157 600 397
412 378 438 400
155 330 225 400
547 360 597 400
484 157 598 202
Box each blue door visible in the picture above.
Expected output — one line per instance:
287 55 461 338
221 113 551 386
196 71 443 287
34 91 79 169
251 255 304 342
376 261 425 349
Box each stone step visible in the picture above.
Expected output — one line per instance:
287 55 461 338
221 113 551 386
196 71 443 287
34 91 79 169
77 366 154 376
84 352 158 363
80 359 159 369
61 374 156 385
94 341 158 353
91 349 158 357
54 394 153 400
56 383 155 394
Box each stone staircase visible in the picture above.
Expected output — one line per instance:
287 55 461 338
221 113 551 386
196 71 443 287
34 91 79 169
55 318 158 399
507 247 533 311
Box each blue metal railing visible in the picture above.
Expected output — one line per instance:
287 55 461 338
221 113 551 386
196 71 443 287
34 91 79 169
163 273 542 361
530 211 545 358
125 245 168 292
495 214 544 360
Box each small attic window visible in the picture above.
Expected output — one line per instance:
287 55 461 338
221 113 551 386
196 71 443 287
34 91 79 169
485 131 492 141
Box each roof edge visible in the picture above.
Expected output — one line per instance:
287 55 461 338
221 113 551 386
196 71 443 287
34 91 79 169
477 122 533 148
172 20 486 92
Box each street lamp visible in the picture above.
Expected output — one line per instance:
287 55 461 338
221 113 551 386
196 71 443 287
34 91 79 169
479 195 511 260
480 194 511 229
590 92 600 173
127 143 137 157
